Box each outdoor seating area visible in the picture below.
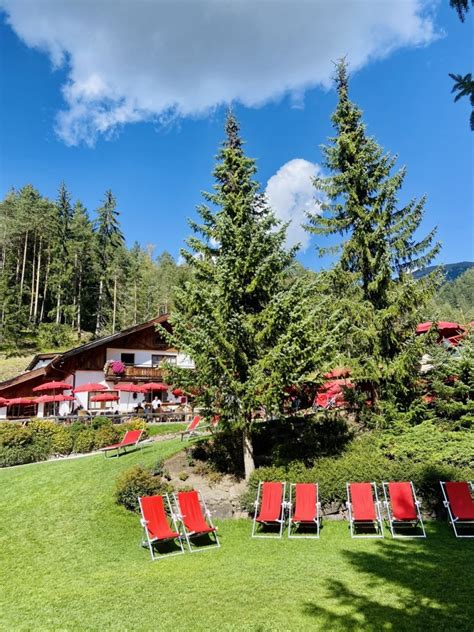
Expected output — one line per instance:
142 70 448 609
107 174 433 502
249 480 473 540
139 490 219 560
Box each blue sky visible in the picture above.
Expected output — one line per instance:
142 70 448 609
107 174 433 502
0 1 472 270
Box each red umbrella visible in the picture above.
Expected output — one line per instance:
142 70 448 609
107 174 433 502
142 382 169 391
36 394 76 403
0 397 9 406
6 397 36 405
74 383 107 393
116 383 146 392
90 393 119 402
172 388 184 397
33 381 72 392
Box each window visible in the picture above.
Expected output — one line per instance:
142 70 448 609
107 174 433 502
152 354 177 367
120 353 135 366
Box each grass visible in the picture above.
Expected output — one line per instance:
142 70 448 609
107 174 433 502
0 353 34 382
1 439 473 632
147 422 187 436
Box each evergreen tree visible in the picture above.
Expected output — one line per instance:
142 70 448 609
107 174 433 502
50 182 74 324
306 60 440 405
94 190 124 335
168 113 334 478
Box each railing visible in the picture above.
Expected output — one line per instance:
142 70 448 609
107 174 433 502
105 365 164 381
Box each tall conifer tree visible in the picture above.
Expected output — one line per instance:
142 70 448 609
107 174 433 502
306 60 440 404
169 113 333 478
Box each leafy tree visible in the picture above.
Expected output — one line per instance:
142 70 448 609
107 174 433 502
449 0 473 130
167 113 335 478
306 60 440 406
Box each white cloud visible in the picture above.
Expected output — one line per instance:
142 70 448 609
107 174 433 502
265 159 322 251
0 1 436 145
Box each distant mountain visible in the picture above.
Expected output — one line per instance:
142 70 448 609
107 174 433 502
413 261 474 282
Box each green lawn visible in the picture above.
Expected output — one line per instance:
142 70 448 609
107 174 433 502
1 440 473 632
147 422 187 436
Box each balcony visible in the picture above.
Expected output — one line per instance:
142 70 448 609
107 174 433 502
105 365 165 382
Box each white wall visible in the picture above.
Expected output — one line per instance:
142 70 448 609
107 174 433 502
106 348 178 366
0 406 6 420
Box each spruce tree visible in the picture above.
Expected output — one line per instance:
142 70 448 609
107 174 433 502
306 60 440 405
168 113 334 478
94 190 124 335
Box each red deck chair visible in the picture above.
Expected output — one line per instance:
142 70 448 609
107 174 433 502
440 481 474 538
252 481 286 538
174 490 220 552
346 482 384 538
101 429 143 457
180 415 201 441
288 483 321 538
139 494 184 560
382 481 426 538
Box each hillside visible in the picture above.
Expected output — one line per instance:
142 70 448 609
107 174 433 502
414 261 474 282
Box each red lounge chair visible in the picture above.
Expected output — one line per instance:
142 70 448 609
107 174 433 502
346 482 384 538
101 429 143 457
252 481 286 538
382 481 426 538
288 483 321 538
174 490 220 552
180 415 201 441
139 494 184 560
440 481 474 538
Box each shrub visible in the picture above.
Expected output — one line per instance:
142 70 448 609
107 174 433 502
36 322 75 350
149 458 165 477
0 422 52 466
120 418 149 440
115 465 171 513
0 423 34 448
93 425 120 449
73 429 96 454
91 416 113 430
51 427 74 455
241 434 474 515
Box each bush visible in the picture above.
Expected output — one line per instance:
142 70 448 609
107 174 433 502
0 422 51 466
91 416 113 430
93 425 120 449
120 418 149 440
73 429 96 454
36 322 76 350
51 426 74 455
241 434 474 515
115 465 171 513
0 423 34 448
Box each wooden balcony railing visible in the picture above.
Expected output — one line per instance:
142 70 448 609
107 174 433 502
105 365 165 381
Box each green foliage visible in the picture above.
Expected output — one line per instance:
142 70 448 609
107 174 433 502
114 465 170 513
305 59 440 412
121 418 148 439
0 422 50 466
242 432 473 513
73 429 96 454
168 112 338 477
36 323 76 350
426 268 474 323
91 415 113 430
93 425 120 449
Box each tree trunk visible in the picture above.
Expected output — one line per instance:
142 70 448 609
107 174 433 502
242 423 255 480
40 251 50 324
112 274 117 333
19 230 28 303
55 284 61 324
33 236 42 323
95 278 103 336
77 263 82 338
29 233 37 321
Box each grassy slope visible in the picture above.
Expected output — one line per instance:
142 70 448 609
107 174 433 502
0 354 33 382
1 441 473 632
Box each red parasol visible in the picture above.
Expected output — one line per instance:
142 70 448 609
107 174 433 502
0 397 9 406
35 394 75 403
115 383 146 393
90 393 120 402
6 397 36 405
33 381 72 392
74 383 107 393
172 388 184 397
142 382 169 391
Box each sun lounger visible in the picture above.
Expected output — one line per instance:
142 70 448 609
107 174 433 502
101 429 143 457
346 482 384 538
382 481 426 538
440 481 474 538
288 483 321 538
180 415 201 441
139 494 185 560
173 490 220 552
252 481 286 538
